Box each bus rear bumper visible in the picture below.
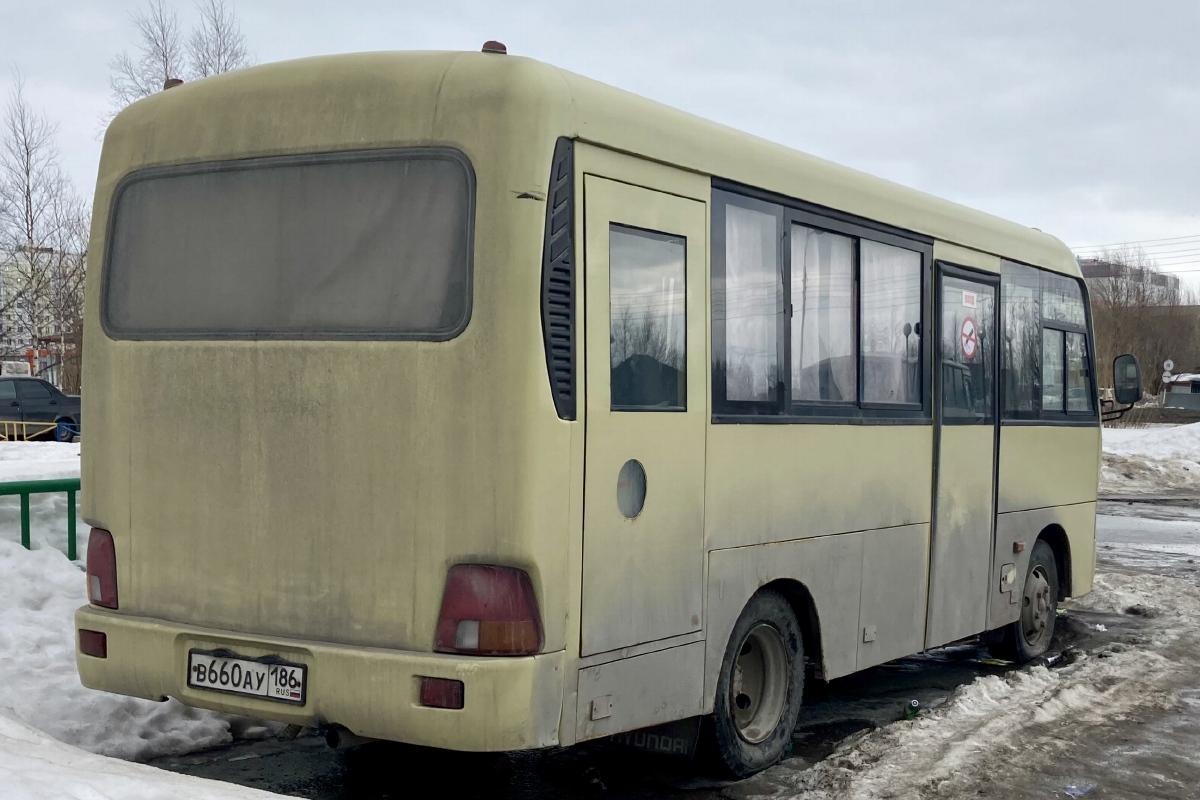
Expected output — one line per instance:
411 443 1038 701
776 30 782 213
74 606 565 751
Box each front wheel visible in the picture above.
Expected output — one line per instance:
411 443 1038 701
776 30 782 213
704 589 805 778
991 540 1059 662
55 420 77 443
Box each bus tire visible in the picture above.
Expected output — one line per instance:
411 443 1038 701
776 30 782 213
704 589 804 778
991 540 1059 663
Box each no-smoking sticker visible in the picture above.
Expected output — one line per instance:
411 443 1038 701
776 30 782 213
961 317 978 359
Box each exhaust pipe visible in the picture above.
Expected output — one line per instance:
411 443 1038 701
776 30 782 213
324 725 377 749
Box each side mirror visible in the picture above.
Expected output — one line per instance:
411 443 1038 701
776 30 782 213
1112 354 1141 406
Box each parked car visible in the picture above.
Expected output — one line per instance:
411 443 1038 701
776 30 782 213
0 377 81 441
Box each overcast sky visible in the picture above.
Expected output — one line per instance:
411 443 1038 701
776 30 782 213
4 0 1198 275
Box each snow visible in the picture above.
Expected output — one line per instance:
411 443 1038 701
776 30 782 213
0 442 88 555
1101 422 1200 496
0 714 283 800
0 441 82 482
0 540 252 761
0 443 273 776
741 569 1200 799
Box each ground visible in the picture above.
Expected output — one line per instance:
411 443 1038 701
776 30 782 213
2 429 1199 799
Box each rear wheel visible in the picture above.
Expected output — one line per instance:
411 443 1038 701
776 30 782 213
991 540 1059 662
704 589 804 777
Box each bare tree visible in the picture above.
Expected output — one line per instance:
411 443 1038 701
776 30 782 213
611 306 678 370
189 0 252 78
108 0 186 108
107 0 253 119
0 74 90 390
44 196 89 393
1088 245 1198 394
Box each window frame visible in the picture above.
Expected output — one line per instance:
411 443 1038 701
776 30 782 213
999 259 1098 427
937 263 1000 427
710 191 785 416
855 235 927 413
607 222 689 413
1063 330 1092 414
1040 327 1067 415
788 222 858 409
998 261 1043 421
100 147 477 342
711 181 933 425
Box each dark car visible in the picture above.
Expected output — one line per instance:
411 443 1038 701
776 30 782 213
0 377 81 441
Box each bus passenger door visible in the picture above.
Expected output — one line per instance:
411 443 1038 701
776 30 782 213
926 267 1000 648
580 176 707 657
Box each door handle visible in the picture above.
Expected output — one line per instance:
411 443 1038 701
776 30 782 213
9 401 18 407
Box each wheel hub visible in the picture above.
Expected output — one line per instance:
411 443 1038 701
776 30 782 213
1021 566 1053 646
730 623 789 744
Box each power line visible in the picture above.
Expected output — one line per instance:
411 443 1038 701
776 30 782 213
1077 245 1200 259
1144 265 1200 274
1151 258 1200 268
1075 239 1200 254
1071 233 1200 250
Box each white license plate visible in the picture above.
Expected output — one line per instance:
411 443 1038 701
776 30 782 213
187 650 307 705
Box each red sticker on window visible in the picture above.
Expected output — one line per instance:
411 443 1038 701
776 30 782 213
961 317 978 359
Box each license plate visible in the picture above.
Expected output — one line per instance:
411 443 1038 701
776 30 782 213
187 650 307 705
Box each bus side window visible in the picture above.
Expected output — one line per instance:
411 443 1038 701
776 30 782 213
861 241 922 406
609 225 687 411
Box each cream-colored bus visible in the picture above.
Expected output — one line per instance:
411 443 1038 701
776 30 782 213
75 48 1140 776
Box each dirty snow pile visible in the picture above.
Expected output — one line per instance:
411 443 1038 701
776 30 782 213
0 442 275 797
743 572 1200 800
1102 422 1200 495
0 540 256 761
0 714 287 800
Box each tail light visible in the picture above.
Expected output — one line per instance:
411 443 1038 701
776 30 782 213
86 528 118 609
434 565 543 656
79 630 108 658
419 677 465 709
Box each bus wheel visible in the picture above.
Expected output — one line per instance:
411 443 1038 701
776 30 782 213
705 589 804 777
991 540 1059 663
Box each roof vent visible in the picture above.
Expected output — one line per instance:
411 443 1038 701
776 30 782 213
163 78 183 90
482 41 507 54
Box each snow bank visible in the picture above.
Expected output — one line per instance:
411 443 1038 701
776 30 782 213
0 439 284 800
0 441 82 482
0 713 284 800
743 570 1200 799
1102 422 1200 495
0 442 88 555
0 540 249 761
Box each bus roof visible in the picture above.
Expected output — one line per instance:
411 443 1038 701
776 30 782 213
106 50 1081 278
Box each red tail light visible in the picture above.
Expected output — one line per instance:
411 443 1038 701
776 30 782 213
79 629 108 658
434 565 543 656
86 528 118 609
419 677 465 709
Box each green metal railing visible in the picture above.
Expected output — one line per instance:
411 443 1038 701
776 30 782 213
1 478 82 560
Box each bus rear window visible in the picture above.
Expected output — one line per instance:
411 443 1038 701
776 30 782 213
103 149 474 340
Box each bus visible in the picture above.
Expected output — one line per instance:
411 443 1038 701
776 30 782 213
75 46 1141 777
